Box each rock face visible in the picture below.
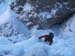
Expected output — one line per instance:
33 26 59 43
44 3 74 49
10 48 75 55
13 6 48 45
38 10 75 29
0 22 19 37
69 0 75 8
28 0 56 12
56 0 75 8
10 0 75 29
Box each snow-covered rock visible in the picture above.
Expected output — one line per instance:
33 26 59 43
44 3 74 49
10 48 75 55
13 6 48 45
0 0 75 56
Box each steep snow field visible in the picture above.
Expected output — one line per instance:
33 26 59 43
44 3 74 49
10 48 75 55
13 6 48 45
0 15 75 56
0 0 10 25
0 0 75 56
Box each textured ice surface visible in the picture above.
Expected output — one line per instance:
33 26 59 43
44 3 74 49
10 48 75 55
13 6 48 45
0 0 75 56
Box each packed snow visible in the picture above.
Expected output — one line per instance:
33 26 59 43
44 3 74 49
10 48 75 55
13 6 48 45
0 0 75 56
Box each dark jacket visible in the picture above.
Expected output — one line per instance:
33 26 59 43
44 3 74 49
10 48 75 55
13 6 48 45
39 35 53 45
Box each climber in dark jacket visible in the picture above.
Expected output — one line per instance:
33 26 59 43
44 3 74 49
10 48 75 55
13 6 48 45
39 32 54 45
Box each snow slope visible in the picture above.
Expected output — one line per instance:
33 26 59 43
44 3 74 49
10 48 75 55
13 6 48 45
0 15 75 56
0 0 75 56
10 12 30 38
0 0 10 25
0 0 30 37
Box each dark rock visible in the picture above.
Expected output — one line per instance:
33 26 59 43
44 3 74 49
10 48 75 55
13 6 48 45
57 0 68 3
10 0 75 30
68 0 75 8
28 0 56 13
16 0 27 6
38 10 75 29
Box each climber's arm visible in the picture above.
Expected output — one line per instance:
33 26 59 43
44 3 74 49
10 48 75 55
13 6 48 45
39 35 46 39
